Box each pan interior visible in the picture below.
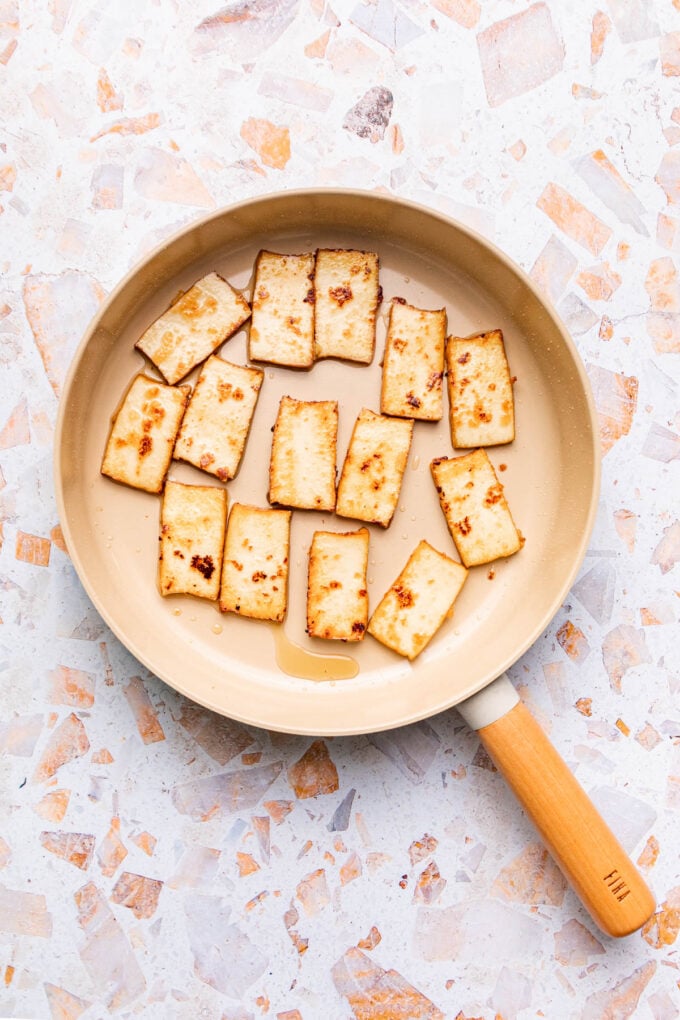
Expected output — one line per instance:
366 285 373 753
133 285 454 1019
56 192 598 735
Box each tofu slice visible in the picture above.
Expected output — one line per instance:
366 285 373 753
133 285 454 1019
269 396 338 511
446 330 515 447
367 540 467 660
173 356 263 481
314 249 380 363
159 481 227 600
135 272 251 385
380 299 446 421
219 504 291 622
307 529 369 641
431 449 522 567
336 409 414 528
101 374 190 493
249 251 316 368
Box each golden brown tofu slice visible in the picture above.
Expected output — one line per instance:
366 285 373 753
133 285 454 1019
380 299 446 421
367 540 467 660
431 449 522 567
219 503 291 622
135 273 251 385
336 409 414 528
249 251 316 368
101 374 190 494
158 481 227 600
314 249 380 363
446 330 515 448
173 356 263 481
307 529 369 641
268 396 338 511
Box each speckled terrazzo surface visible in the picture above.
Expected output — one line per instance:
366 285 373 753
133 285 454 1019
1 2 680 1018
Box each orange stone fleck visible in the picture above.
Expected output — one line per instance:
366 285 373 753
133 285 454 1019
131 831 157 856
0 164 16 192
277 1011 303 1020
577 262 622 301
15 531 51 567
0 399 30 450
615 718 630 736
33 713 89 783
240 117 291 170
599 315 614 341
4 965 14 986
590 10 611 64
575 697 593 717
96 69 123 112
123 677 165 744
296 868 330 916
40 831 95 870
614 508 637 553
492 842 567 906
556 620 590 662
508 139 526 161
91 748 114 764
236 851 260 877
641 887 680 948
304 29 330 59
255 995 269 1013
48 665 95 708
111 871 163 919
264 799 293 824
91 112 161 142
97 817 128 878
357 925 382 950
390 123 405 155
537 182 612 256
340 851 362 886
288 740 339 799
50 524 68 553
433 0 480 26
637 835 660 871
242 751 262 765
34 789 70 823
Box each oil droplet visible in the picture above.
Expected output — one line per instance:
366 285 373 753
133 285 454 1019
189 615 197 622
401 533 408 540
271 624 359 682
212 623 223 635
173 608 182 616
368 576 374 585
104 542 111 549
410 516 416 522
106 535 113 542
399 505 406 513
267 371 275 379
411 454 421 470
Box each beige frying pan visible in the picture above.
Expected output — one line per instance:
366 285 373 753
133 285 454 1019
54 190 654 937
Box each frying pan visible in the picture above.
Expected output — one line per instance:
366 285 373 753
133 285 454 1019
54 190 655 937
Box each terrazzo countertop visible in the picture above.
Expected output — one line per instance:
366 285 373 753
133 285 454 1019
1 1 679 1017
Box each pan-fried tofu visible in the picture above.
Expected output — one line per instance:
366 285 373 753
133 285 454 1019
380 299 446 421
367 540 467 660
249 251 316 368
314 249 380 363
269 396 338 511
336 409 413 528
101 374 190 493
159 481 227 600
307 529 369 641
446 330 515 447
135 273 251 385
173 356 263 481
431 449 522 567
219 504 291 621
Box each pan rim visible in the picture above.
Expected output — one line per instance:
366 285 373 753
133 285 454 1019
54 188 601 735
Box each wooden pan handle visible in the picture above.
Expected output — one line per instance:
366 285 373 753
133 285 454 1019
476 699 655 937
